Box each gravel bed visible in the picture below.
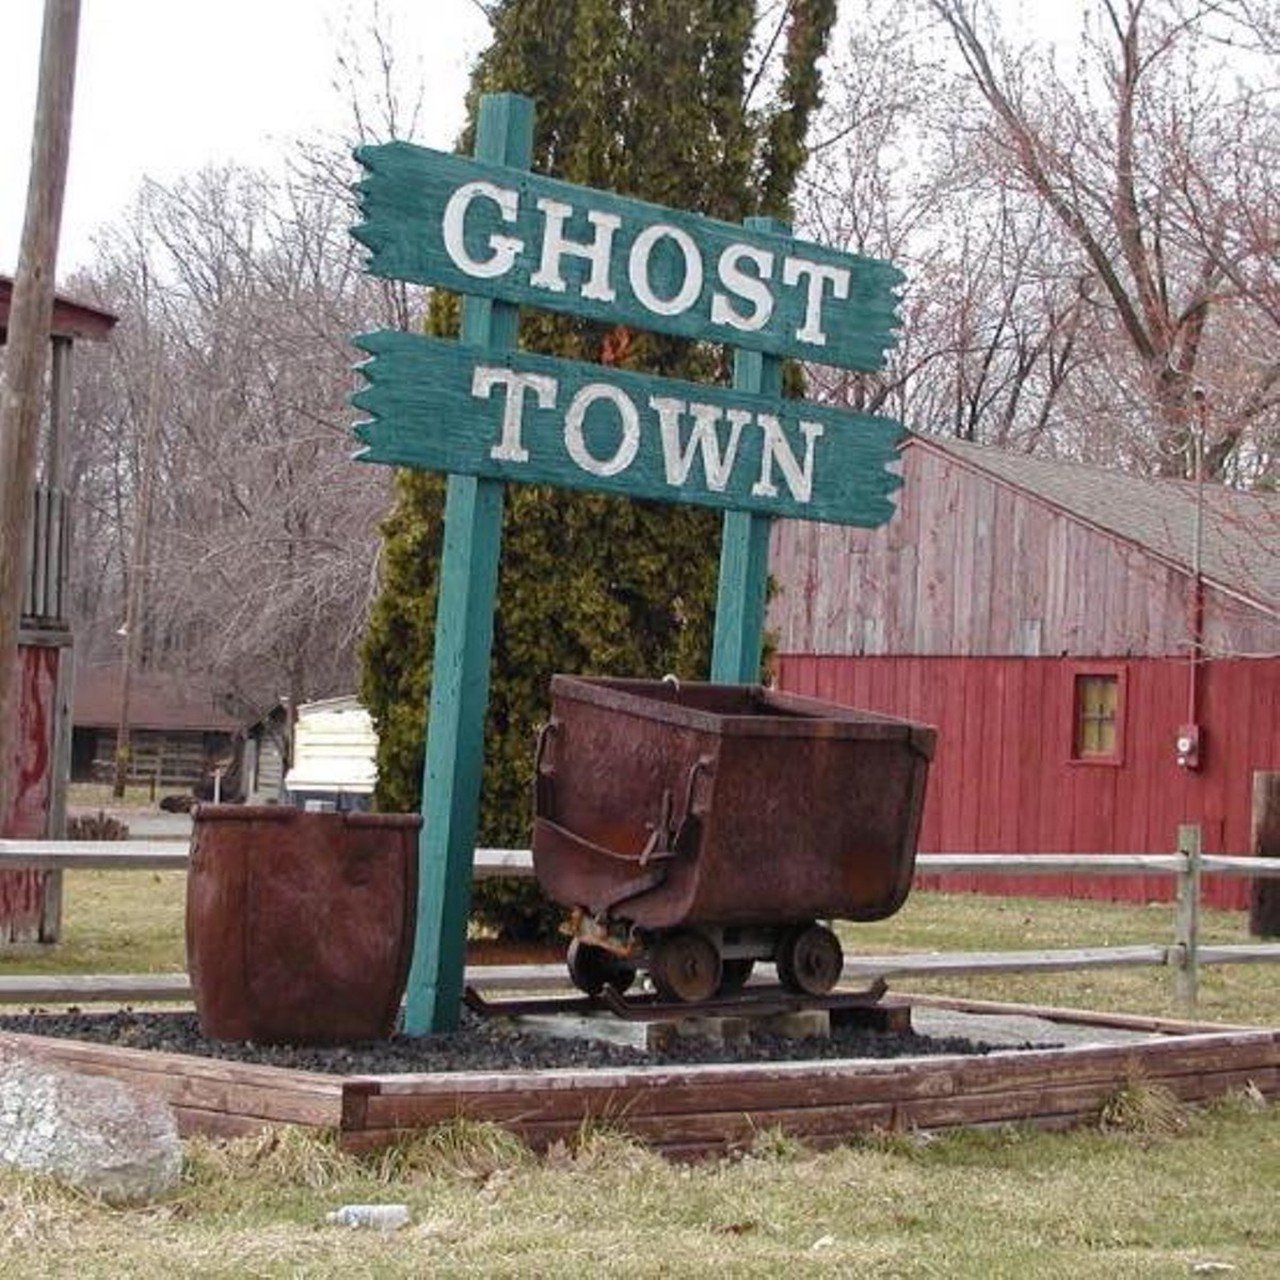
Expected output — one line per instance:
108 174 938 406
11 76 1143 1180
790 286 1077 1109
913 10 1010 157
0 1007 1013 1075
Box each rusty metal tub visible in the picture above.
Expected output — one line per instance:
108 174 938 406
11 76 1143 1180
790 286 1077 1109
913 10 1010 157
532 676 936 937
186 806 420 1044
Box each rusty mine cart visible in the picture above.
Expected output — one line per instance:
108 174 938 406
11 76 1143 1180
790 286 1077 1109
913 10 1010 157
532 676 936 1005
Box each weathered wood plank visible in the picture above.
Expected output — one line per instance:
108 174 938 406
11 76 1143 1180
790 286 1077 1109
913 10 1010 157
898 992 1269 1036
171 1106 287 1141
353 332 903 528
22 845 1265 878
0 1030 347 1091
0 972 190 1002
911 853 1193 878
0 841 189 869
711 224 787 684
0 1031 345 1125
1196 943 1280 964
0 842 535 877
0 962 568 1006
845 944 1169 978
357 1066 950 1131
348 1043 1279 1153
353 141 903 372
401 94 531 1038
356 1029 1279 1130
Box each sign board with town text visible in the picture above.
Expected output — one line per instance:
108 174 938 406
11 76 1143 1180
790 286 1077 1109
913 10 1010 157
353 332 902 527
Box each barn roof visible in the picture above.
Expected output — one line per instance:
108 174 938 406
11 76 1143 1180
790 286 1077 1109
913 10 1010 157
74 666 242 734
912 435 1279 615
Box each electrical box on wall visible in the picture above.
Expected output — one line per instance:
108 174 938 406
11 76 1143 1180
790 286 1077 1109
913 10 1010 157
1176 724 1202 770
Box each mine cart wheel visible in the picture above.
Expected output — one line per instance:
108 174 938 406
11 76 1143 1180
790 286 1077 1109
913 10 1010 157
776 923 844 996
567 940 636 996
717 958 756 995
648 929 723 1004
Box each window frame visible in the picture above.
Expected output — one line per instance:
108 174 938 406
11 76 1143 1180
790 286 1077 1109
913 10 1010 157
1068 663 1127 767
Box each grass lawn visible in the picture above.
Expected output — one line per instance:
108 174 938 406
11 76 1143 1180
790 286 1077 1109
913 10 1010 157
1 877 1276 1276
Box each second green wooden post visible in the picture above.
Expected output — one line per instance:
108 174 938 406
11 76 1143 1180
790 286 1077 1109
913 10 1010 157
710 216 788 684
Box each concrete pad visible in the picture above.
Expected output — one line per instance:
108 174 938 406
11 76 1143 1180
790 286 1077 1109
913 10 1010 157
911 1007 1157 1049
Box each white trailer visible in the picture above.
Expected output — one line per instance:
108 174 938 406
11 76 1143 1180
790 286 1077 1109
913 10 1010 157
282 696 378 811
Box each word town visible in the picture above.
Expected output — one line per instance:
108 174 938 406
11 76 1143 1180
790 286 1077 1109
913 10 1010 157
473 363 824 502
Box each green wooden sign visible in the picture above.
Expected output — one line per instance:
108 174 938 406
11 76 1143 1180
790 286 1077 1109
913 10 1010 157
353 331 902 527
354 141 902 373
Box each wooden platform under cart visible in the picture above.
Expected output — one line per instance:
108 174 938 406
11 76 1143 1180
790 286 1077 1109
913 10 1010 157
3 995 1276 1159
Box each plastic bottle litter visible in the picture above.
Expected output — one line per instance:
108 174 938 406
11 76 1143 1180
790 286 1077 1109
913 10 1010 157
325 1204 411 1231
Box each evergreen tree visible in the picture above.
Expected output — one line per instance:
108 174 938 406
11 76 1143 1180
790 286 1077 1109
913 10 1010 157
360 0 836 936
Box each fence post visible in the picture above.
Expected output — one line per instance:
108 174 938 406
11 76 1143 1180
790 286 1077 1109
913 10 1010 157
1174 823 1202 1007
1248 771 1280 937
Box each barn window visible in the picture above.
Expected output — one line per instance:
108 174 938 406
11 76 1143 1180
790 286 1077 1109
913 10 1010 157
1072 670 1124 763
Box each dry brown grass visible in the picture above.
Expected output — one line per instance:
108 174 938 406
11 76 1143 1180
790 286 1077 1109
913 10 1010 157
1 1099 1276 1278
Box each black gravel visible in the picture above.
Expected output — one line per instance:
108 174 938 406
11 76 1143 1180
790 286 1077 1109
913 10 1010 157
0 1007 1010 1075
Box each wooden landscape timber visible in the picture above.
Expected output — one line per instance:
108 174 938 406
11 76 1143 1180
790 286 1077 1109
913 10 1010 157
3 999 1275 1158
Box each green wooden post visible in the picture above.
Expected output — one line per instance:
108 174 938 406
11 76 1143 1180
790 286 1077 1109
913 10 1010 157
710 216 787 684
402 92 534 1035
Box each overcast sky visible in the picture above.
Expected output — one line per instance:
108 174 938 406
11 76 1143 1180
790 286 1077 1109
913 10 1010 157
1 1 1092 284
1 0 492 278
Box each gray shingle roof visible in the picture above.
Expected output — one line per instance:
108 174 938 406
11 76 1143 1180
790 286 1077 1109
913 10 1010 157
915 435 1280 614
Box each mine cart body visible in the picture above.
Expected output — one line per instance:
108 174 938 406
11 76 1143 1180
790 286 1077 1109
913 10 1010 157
533 677 936 937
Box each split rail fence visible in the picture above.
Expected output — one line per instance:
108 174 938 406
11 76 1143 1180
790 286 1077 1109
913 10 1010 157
1 824 1278 1009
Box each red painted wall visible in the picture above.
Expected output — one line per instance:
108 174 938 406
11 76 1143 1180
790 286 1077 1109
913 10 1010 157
776 654 1280 910
1 643 60 942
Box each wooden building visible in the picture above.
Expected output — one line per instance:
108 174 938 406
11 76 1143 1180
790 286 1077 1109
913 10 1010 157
2 277 118 941
770 435 1280 908
71 665 243 791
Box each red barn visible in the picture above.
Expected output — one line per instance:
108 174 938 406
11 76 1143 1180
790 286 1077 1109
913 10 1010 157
770 435 1280 908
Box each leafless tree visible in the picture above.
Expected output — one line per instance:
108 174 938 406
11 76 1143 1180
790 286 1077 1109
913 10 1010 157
64 159 416 714
55 6 442 715
798 3 1093 454
922 0 1278 480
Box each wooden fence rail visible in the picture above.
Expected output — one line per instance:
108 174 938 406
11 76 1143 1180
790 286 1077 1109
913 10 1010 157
2 827 1279 1009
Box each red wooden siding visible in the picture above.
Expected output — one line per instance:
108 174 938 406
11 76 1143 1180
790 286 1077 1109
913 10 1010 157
776 655 1280 910
1 643 61 942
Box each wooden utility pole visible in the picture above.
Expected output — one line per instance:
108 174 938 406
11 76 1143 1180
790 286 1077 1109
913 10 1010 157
0 1 81 831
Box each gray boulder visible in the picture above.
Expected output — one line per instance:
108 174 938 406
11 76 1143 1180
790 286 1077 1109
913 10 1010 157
0 1046 182 1204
